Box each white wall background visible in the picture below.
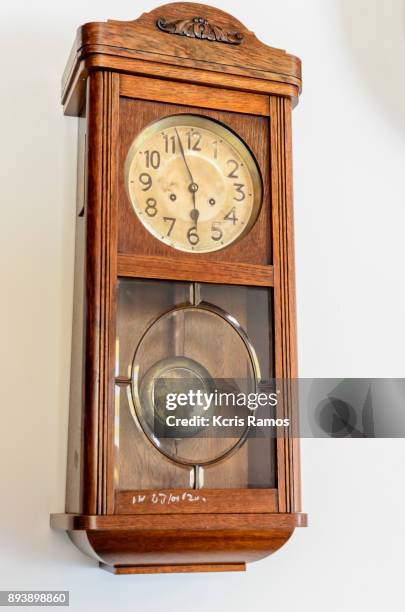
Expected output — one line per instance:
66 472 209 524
1 1 405 610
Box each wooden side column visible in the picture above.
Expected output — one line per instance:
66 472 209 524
271 95 301 513
83 71 119 515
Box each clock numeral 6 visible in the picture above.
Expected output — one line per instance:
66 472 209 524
211 222 223 241
187 226 200 246
145 198 158 217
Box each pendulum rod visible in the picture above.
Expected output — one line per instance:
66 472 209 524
189 282 201 306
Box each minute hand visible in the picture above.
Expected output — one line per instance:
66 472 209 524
175 128 194 184
175 128 199 225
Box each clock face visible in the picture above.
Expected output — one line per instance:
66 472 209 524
125 114 263 253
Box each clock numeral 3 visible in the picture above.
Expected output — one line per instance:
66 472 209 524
233 183 245 201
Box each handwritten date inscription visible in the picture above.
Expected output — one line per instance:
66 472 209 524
132 491 207 506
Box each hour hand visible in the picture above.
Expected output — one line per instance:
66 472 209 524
189 183 199 225
190 207 199 224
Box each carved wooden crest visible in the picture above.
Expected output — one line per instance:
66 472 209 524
156 16 244 45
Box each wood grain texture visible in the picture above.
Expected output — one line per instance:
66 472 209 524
100 563 245 574
65 109 88 514
120 74 269 116
117 254 274 286
81 71 119 515
50 511 306 569
51 512 307 531
270 96 301 513
65 198 85 513
62 2 302 114
118 98 271 264
64 56 299 116
115 488 278 514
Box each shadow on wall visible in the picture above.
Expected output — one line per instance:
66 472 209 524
339 0 405 134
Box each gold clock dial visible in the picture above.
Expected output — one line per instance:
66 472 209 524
125 114 262 253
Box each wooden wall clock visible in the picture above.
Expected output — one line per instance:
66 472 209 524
51 2 307 574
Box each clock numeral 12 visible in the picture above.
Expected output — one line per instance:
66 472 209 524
187 131 202 151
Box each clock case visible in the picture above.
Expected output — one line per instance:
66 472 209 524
50 2 307 574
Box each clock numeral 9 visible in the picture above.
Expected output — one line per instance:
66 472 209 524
233 183 245 201
145 198 158 217
211 222 223 241
139 173 152 191
144 150 161 169
187 226 200 246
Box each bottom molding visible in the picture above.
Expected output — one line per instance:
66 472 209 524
51 512 307 574
100 563 246 574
